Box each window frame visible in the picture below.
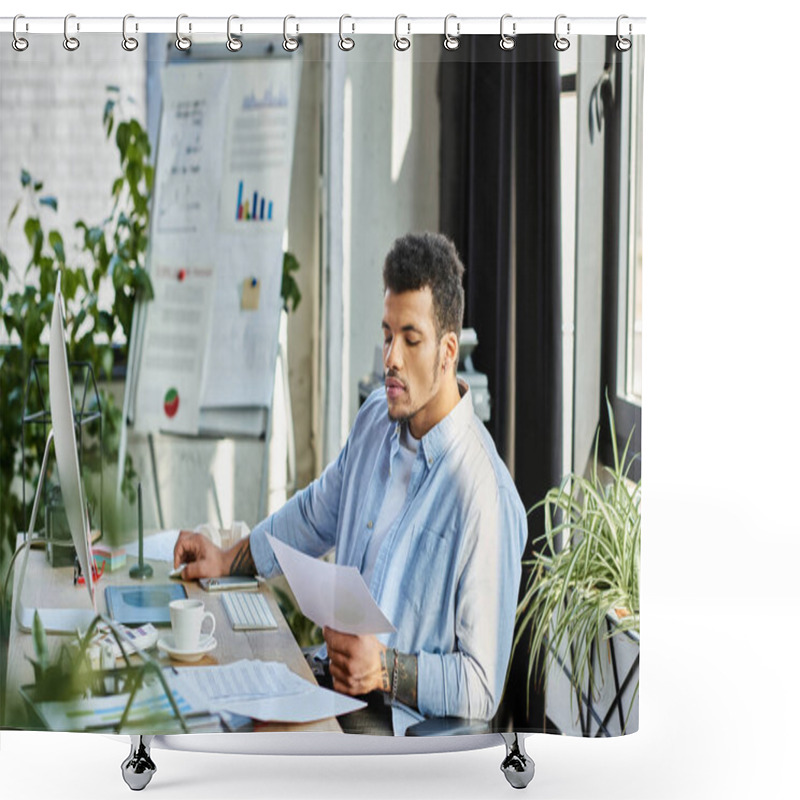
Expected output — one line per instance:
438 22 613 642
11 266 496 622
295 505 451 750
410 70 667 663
601 38 643 481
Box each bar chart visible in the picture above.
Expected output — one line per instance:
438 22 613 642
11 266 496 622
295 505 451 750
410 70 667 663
235 180 274 222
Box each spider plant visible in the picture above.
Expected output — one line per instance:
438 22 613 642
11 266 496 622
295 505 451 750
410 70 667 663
514 395 640 726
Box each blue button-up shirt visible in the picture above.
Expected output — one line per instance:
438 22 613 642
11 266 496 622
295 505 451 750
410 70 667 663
250 385 527 734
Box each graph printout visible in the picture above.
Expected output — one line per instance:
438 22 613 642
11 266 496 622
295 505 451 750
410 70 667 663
219 60 298 235
154 65 229 237
133 56 301 432
133 264 214 435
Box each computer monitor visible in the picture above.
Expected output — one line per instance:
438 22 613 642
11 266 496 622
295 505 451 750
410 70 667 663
14 273 97 632
49 273 95 608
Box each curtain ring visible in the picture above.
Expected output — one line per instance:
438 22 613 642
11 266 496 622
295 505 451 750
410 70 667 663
63 14 80 51
338 14 355 51
616 14 632 51
122 14 139 52
554 14 570 51
175 14 191 51
499 14 515 51
227 15 243 51
443 14 460 51
394 15 411 51
12 14 29 52
283 15 299 52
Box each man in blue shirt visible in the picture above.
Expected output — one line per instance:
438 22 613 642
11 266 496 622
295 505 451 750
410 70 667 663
175 232 528 735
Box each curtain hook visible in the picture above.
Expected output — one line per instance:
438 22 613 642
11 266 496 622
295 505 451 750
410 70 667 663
499 14 515 51
63 13 80 51
443 14 460 51
338 14 355 51
554 14 570 51
175 14 191 51
616 14 632 51
394 15 411 51
227 15 243 51
122 14 139 52
283 15 299 51
12 14 29 52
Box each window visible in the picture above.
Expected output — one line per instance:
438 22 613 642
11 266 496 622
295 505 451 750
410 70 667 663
601 38 644 479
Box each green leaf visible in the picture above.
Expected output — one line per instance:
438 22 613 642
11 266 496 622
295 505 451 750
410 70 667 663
48 231 66 264
23 217 41 247
8 200 21 224
38 196 58 212
133 267 154 301
85 226 104 249
102 98 115 127
34 181 43 192
116 121 130 161
0 250 10 280
97 310 115 335
20 169 31 187
110 254 125 289
106 85 120 93
100 346 114 379
32 611 49 671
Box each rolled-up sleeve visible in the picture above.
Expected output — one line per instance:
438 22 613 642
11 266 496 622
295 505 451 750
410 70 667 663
416 485 526 720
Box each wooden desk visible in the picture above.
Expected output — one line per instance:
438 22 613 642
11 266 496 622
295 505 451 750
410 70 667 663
4 537 341 733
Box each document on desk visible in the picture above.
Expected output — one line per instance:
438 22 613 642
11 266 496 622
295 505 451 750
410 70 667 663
168 659 366 723
32 681 196 732
123 529 179 563
266 535 396 635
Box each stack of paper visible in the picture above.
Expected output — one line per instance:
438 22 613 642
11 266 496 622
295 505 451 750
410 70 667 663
167 659 366 723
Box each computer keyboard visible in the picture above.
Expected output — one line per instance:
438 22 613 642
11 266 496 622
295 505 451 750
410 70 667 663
221 591 278 631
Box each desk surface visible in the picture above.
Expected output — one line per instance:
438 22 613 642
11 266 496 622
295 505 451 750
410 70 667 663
4 538 341 733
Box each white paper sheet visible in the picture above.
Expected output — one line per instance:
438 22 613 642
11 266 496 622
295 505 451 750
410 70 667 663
133 264 215 434
153 64 229 237
198 233 284 409
123 529 179 563
33 682 194 732
168 659 366 723
266 535 396 635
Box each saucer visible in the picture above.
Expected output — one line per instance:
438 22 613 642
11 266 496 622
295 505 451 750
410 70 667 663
157 633 217 662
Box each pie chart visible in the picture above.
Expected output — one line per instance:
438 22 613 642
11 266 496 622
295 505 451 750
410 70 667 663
164 387 180 418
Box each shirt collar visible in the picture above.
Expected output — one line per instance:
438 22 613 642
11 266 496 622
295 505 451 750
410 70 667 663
389 381 473 467
419 380 472 467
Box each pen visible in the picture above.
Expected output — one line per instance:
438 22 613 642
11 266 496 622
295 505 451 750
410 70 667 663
169 563 188 579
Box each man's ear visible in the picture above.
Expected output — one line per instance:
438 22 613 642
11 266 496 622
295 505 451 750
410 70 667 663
443 331 459 372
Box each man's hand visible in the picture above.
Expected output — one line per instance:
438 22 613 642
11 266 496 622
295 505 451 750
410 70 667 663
324 628 388 696
173 530 226 580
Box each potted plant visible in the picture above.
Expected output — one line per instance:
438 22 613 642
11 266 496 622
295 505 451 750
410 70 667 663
514 396 640 735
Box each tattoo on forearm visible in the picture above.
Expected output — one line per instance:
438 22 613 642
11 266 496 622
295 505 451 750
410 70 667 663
228 539 256 576
379 649 392 692
383 647 418 710
395 651 418 710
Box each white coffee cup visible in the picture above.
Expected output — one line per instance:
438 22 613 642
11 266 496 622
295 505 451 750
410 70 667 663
169 598 215 651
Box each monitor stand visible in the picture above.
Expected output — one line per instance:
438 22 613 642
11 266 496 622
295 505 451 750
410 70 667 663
13 429 98 634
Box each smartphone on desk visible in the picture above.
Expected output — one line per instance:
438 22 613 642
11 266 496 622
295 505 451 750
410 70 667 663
198 576 259 592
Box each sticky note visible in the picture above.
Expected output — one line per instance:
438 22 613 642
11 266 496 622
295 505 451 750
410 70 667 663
242 277 260 310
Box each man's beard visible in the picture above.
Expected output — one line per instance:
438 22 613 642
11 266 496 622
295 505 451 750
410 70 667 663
385 351 441 425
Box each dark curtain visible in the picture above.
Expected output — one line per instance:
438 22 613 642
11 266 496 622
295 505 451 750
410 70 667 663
440 36 563 731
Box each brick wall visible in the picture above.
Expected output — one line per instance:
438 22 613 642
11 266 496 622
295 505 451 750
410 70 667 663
0 34 147 293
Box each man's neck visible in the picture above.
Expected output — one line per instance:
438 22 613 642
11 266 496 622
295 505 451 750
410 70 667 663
408 376 462 439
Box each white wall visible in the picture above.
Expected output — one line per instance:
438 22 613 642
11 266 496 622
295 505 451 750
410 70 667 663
322 36 441 462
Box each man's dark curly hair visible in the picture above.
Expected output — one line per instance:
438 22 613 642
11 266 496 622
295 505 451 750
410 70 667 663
382 232 465 342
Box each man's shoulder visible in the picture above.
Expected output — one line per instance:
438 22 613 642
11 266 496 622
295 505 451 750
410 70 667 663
448 411 522 509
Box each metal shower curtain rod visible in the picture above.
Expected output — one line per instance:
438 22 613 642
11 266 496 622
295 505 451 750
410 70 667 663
0 15 646 37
